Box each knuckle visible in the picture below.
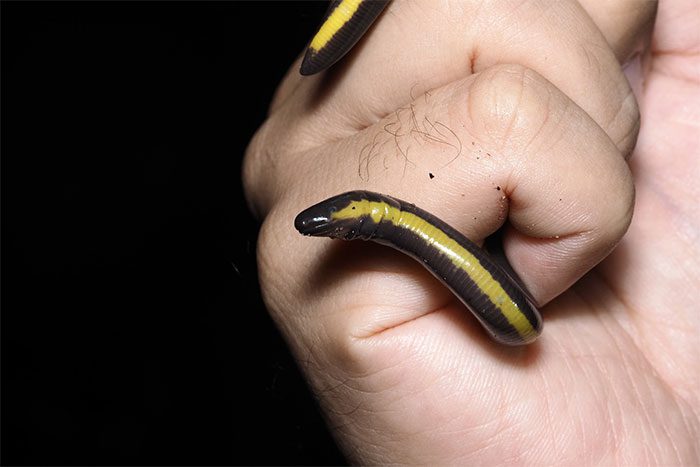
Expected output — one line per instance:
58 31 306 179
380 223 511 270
466 64 554 149
242 124 265 201
243 111 316 218
243 120 279 217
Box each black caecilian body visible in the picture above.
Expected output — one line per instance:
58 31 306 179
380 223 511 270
300 0 390 75
295 191 543 346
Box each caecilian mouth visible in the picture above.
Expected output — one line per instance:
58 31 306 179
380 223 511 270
295 216 334 236
293 203 337 236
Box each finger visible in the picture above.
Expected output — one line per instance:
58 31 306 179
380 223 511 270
577 0 657 63
283 0 639 157
254 63 633 344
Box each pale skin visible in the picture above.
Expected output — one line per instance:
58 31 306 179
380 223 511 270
243 0 699 464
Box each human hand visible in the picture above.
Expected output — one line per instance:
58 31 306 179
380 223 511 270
244 0 699 463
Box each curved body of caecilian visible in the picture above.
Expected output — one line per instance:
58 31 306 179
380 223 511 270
295 191 543 345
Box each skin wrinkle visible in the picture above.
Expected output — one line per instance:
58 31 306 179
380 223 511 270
640 176 697 252
510 427 546 465
493 66 528 145
324 405 369 436
349 436 388 465
643 335 700 452
313 374 359 397
602 316 656 465
266 101 312 155
649 54 700 84
527 85 570 161
382 393 459 440
433 417 488 439
609 88 641 155
325 409 363 438
645 331 700 413
587 335 631 465
333 401 365 420
649 380 685 465
548 9 638 150
577 339 600 463
492 383 523 451
574 340 599 463
506 392 547 458
350 303 449 339
556 325 589 457
496 414 541 464
604 374 625 465
459 422 512 462
332 353 411 396
300 358 374 418
498 0 544 48
508 77 555 174
590 330 623 466
436 388 507 458
578 39 603 83
593 258 700 414
682 409 700 458
591 347 623 462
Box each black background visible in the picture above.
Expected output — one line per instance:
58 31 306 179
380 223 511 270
2 2 347 465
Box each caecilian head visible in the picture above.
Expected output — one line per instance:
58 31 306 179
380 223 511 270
294 191 388 240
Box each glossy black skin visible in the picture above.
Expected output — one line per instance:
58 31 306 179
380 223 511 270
295 191 543 345
295 190 396 239
300 0 391 75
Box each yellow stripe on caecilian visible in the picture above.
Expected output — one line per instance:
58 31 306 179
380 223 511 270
309 0 364 52
332 200 535 338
